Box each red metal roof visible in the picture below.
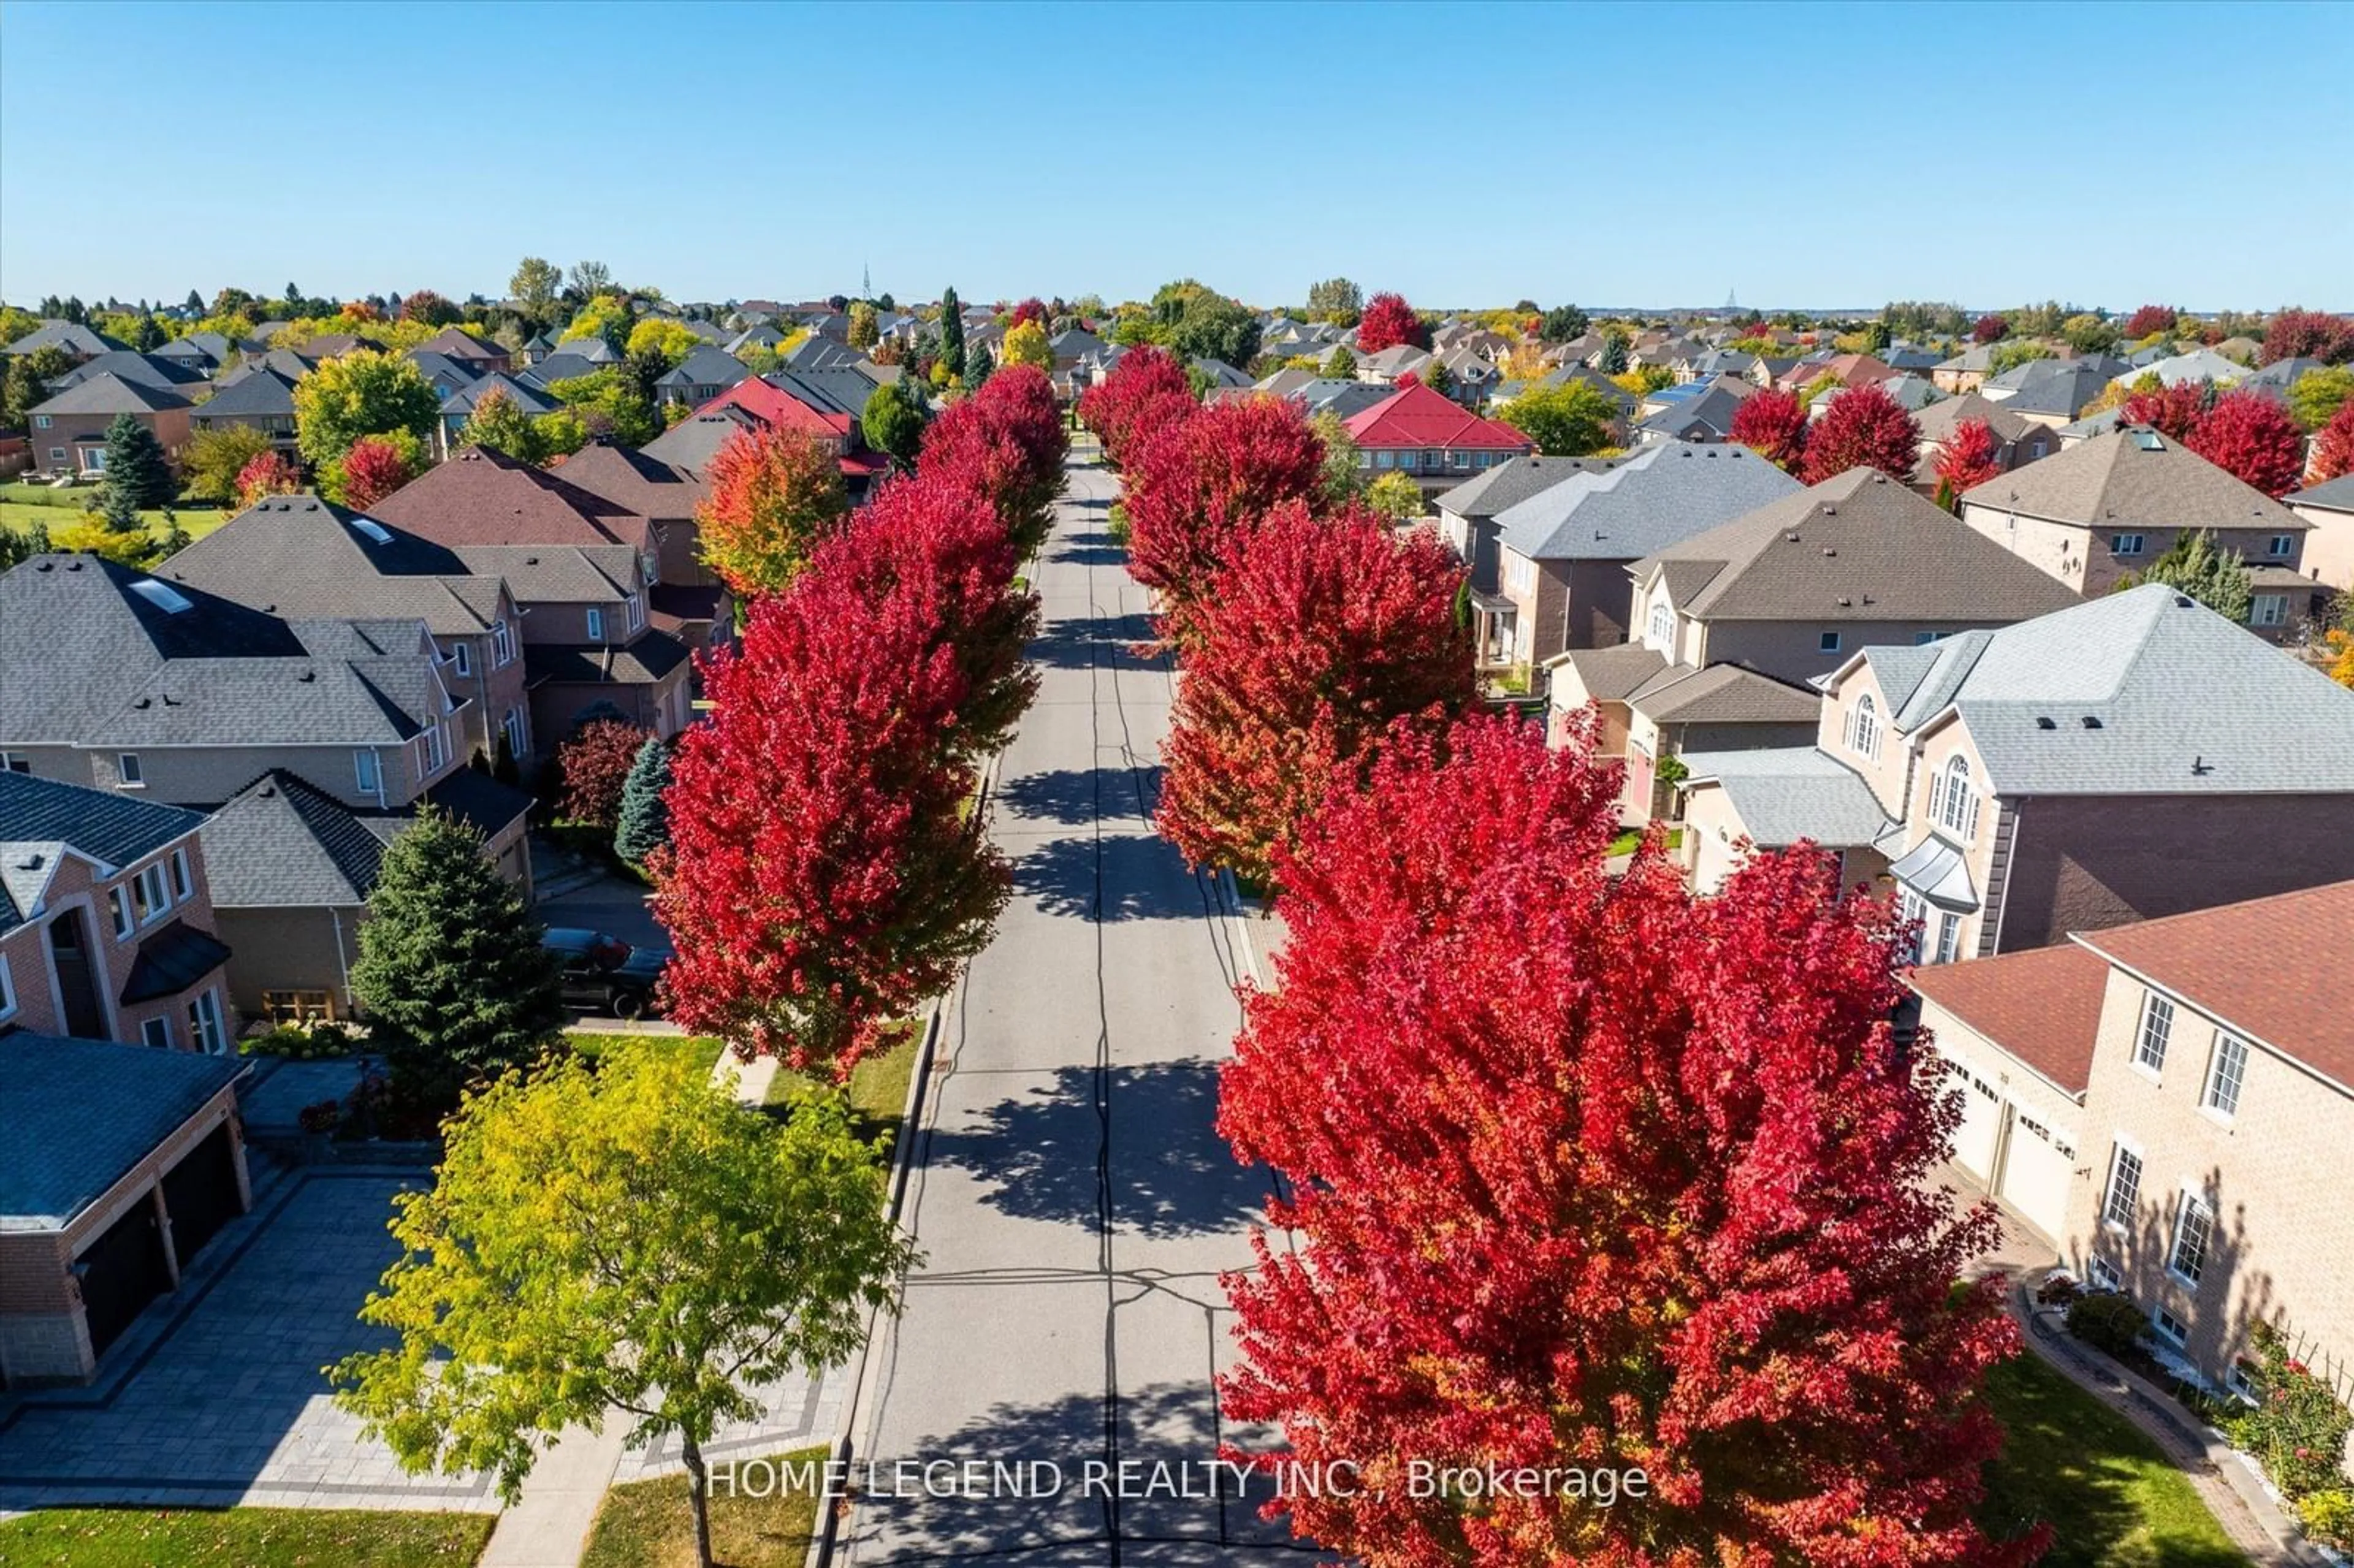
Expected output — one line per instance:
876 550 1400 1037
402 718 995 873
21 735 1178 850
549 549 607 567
701 377 850 439
1343 381 1536 452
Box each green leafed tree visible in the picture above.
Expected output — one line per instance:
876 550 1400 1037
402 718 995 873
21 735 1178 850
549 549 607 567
1539 303 1590 343
459 385 546 464
861 379 928 467
1309 408 1364 506
348 807 566 1114
1502 379 1618 455
614 736 674 865
2286 365 2354 433
1323 344 1357 379
332 1043 917 1568
181 424 276 505
1 518 53 569
848 300 878 349
939 286 967 379
1306 276 1363 325
3 345 77 432
292 349 441 467
2122 528 2253 624
1365 469 1424 521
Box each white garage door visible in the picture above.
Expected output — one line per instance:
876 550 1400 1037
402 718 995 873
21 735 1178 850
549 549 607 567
1999 1111 2077 1240
1949 1065 2002 1181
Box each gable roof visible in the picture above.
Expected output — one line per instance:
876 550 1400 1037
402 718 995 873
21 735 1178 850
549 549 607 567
48 351 211 393
161 495 508 636
198 768 392 908
640 406 766 476
368 444 652 550
1436 454 1614 522
1907 942 2109 1095
27 371 193 417
2071 880 2354 1092
191 366 299 419
702 374 850 437
1635 379 1750 440
1959 427 2307 535
414 326 505 362
4 320 128 359
1846 583 2354 796
519 351 609 390
441 370 557 417
0 773 208 936
1343 380 1534 451
2287 473 2354 514
655 346 752 390
1 1035 242 1230
549 441 705 517
1633 468 2084 624
1913 390 2034 448
1493 440 1803 562
1675 745 1893 848
1625 662 1824 726
1981 356 2127 417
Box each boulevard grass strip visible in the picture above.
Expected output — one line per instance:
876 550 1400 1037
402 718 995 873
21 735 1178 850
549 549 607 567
579 1445 828 1568
1978 1352 2247 1567
0 1506 492 1567
764 1021 920 1152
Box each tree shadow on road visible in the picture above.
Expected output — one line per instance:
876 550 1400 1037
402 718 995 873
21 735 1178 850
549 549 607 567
1029 612 1163 671
998 766 1164 828
928 1062 1262 1239
1013 834 1204 923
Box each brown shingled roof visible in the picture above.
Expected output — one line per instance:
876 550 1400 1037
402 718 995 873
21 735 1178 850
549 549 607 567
2073 881 2354 1091
1909 942 2110 1094
368 445 653 551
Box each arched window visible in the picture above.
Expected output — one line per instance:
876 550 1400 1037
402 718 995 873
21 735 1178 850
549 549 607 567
1647 600 1675 647
1929 755 1979 840
1846 694 1880 759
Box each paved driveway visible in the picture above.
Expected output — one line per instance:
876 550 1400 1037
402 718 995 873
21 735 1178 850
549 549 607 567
0 1173 500 1513
840 466 1301 1562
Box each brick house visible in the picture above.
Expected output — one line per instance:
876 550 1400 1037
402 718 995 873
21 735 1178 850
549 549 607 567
1675 585 2354 959
1911 882 2354 1420
1 771 234 1052
1911 393 2060 492
549 441 733 656
26 374 194 478
1341 379 1534 501
185 367 299 454
2285 473 2354 592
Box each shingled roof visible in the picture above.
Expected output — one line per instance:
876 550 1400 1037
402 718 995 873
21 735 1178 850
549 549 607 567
27 372 193 417
162 496 508 636
1494 440 1802 561
1435 454 1616 522
1959 427 2307 535
0 772 208 937
1 1035 242 1231
368 444 652 550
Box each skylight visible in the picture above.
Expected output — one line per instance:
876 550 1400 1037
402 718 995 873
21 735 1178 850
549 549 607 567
129 579 192 614
2130 429 2166 451
352 519 395 545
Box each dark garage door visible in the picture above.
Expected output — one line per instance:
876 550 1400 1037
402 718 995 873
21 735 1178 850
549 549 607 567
76 1201 172 1358
161 1123 242 1271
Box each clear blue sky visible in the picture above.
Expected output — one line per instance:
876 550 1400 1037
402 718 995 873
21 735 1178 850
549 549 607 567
4 0 2348 314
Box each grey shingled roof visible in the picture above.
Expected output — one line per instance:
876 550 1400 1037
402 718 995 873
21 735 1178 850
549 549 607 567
1 773 207 936
27 371 193 417
2288 473 2354 514
451 544 636 603
1 1034 242 1231
1626 663 1823 725
524 631 691 688
443 371 556 416
48 351 211 393
655 346 751 390
1959 427 2307 535
1436 454 1615 522
1634 381 1750 440
4 320 127 359
1494 440 1803 562
1632 468 2084 624
162 496 507 636
199 769 389 907
1677 746 1893 847
1980 357 2126 418
1853 584 2354 796
191 367 298 418
1552 642 1670 701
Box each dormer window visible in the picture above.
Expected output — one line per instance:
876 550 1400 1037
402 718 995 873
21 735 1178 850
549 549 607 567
1927 755 1979 841
1647 601 1674 646
1844 694 1881 760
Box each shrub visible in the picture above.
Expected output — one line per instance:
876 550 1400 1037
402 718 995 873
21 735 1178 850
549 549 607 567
297 1098 344 1133
2066 1291 2148 1358
2296 1490 2353 1550
2035 1274 2082 1307
2234 1321 2354 1504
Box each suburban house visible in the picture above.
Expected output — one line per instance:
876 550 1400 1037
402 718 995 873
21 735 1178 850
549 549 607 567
655 346 752 408
1632 376 1752 443
1432 452 1607 603
2285 473 2354 590
1978 356 2131 427
1482 440 1802 677
1550 468 2081 820
2 320 127 361
694 371 893 498
26 375 194 478
1356 344 1434 384
47 351 211 397
1911 881 2354 1408
411 325 510 376
367 446 696 740
0 771 235 1054
158 496 535 769
185 367 299 453
548 441 733 655
1956 427 2312 631
1933 344 2000 394
150 332 238 373
1912 392 2059 490
1675 586 2354 960
407 351 484 401
1340 379 1534 501
1 1033 250 1383
435 371 557 458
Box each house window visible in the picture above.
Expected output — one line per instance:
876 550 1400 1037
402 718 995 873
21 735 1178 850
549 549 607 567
169 848 192 902
418 723 448 777
451 642 472 677
1846 695 1881 760
118 752 144 788
2265 535 2293 558
2087 1257 2122 1292
2134 992 2174 1073
1647 601 1675 645
2111 533 2146 556
1927 755 1978 840
1914 630 1948 645
1477 451 1495 468
131 862 170 924
1934 911 1962 965
32 414 50 429
1375 450 1393 470
2168 1195 2213 1286
109 886 134 940
492 619 515 666
82 448 107 473
1452 451 1471 470
188 988 228 1055
1819 630 1842 653
355 750 380 795
2151 1306 2188 1347
0 954 15 1020
2250 595 2285 627
502 709 527 761
2203 1032 2249 1117
2101 1143 2144 1230
1897 887 1927 964
2 752 28 773
625 594 644 633
586 607 606 641
142 1016 173 1050
48 447 65 464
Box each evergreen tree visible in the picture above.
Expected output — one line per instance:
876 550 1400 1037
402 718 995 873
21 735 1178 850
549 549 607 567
939 286 966 379
184 289 204 314
965 341 994 392
2124 530 2253 623
1 519 51 569
614 737 674 864
102 412 176 510
131 315 165 351
349 808 566 1114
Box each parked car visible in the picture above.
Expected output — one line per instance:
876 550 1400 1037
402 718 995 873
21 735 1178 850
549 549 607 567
543 927 672 1020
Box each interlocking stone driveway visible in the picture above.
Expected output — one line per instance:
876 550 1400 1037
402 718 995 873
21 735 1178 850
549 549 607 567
0 1172 499 1512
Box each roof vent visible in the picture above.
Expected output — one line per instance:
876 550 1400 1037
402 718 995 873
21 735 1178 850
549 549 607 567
297 670 316 683
1823 504 1837 516
2190 755 2212 775
1822 547 1837 557
134 697 151 709
34 560 52 572
65 559 83 571
2174 594 2194 608
2081 715 2101 729
1785 531 1802 542
2035 716 2057 730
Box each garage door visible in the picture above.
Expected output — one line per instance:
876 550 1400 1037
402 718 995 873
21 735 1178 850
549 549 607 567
161 1123 242 1272
1949 1065 2002 1181
75 1201 172 1358
1998 1113 2077 1240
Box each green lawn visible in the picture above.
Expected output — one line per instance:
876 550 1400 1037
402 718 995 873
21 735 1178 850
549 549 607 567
0 1506 491 1567
2 489 227 547
1978 1352 2245 1567
1607 826 1685 856
766 1021 920 1151
579 1445 826 1568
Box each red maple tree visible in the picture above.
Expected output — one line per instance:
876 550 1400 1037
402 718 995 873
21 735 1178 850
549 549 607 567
557 718 653 828
655 566 1007 1075
1971 313 2008 344
1008 297 1047 330
1728 387 1808 473
1217 715 2040 1568
2122 381 2209 442
235 451 300 506
2309 400 2354 484
2186 389 2307 498
338 437 413 509
1355 292 1429 354
1076 345 1196 472
1801 382 1921 484
1122 395 1328 643
921 364 1065 554
1934 416 2004 500
2122 303 2180 340
2260 308 2354 367
1154 500 1469 884
694 422 850 597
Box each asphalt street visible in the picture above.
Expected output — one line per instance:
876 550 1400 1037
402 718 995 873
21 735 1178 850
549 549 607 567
840 460 1313 1565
